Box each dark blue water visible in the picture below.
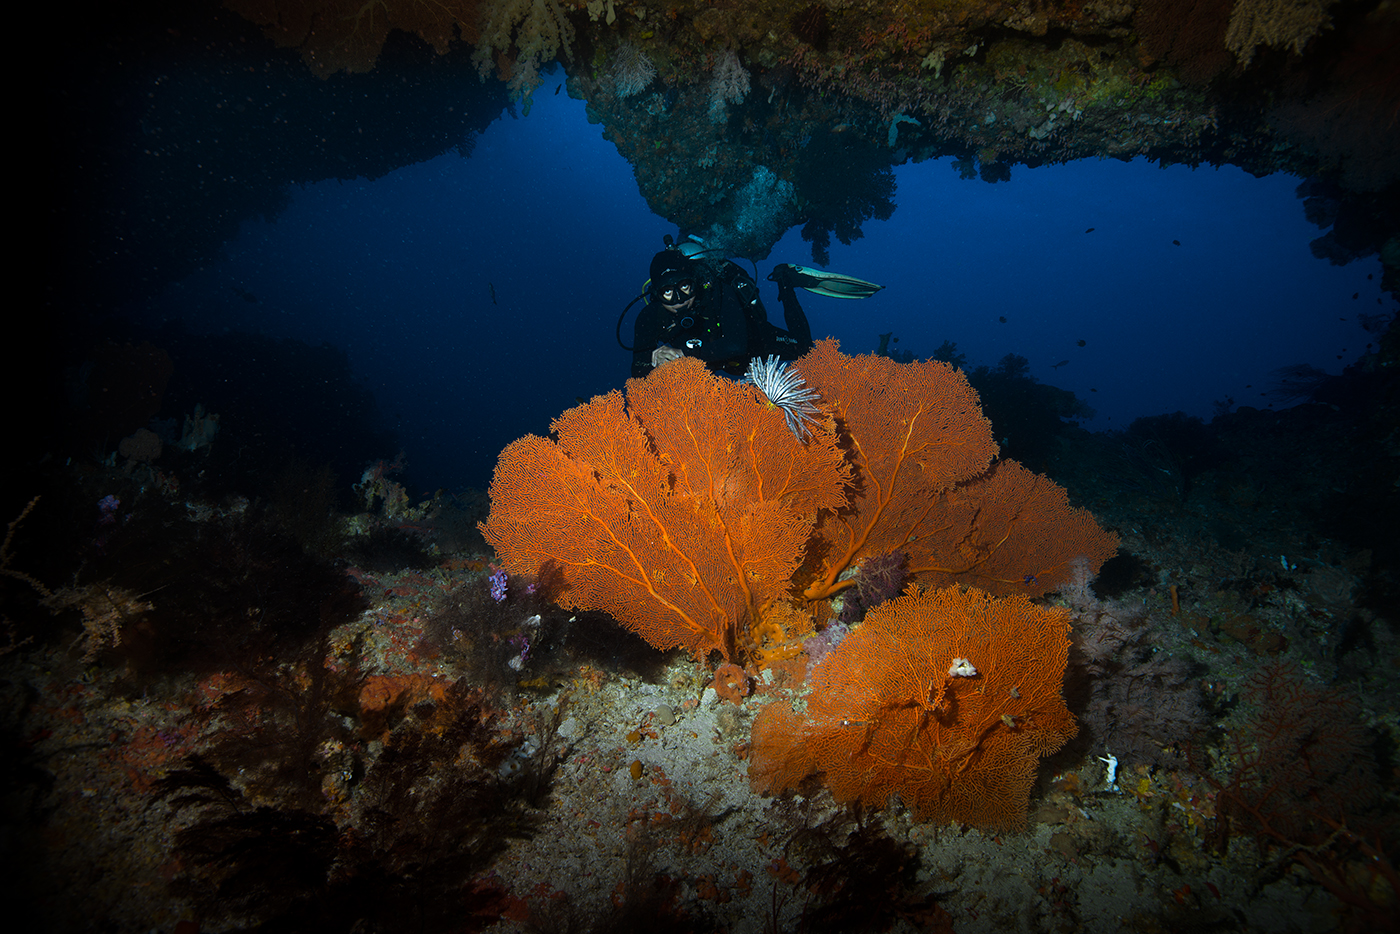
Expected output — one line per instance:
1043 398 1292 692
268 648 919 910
140 78 1388 494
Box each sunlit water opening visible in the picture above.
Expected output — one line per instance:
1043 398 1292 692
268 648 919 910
145 78 1390 491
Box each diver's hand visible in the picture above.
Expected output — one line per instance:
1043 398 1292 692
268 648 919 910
651 345 684 368
767 264 795 286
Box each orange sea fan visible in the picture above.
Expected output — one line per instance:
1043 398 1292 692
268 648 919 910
795 339 1117 599
478 357 848 661
909 458 1121 597
795 340 999 600
749 585 1077 830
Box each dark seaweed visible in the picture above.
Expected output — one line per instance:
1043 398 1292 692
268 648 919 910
779 807 951 934
160 679 539 933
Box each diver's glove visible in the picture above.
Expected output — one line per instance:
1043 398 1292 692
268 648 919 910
651 344 684 369
768 265 801 304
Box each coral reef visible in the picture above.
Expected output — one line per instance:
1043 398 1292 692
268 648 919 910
23 3 1400 929
834 549 909 625
4 338 1398 930
794 131 898 266
1135 0 1237 86
706 165 797 261
481 341 1118 832
156 679 538 931
964 352 1097 471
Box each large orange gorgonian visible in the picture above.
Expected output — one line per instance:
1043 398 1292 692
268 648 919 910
900 458 1122 598
749 585 1077 830
796 340 1117 600
479 357 848 661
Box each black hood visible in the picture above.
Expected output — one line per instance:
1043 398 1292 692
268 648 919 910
649 250 695 286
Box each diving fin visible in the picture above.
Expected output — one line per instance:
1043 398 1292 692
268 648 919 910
787 264 885 299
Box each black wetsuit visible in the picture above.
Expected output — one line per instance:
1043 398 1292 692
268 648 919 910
631 261 813 378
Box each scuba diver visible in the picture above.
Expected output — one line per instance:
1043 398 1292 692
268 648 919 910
622 235 883 379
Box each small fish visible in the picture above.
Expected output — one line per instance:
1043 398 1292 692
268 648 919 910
231 286 259 303
1352 292 1359 299
1051 360 1070 370
1172 239 1181 246
489 283 498 305
1077 339 1086 347
1085 227 1095 233
998 315 1007 324
1090 388 1097 393
554 84 562 95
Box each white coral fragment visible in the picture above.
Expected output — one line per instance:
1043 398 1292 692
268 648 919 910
948 657 978 678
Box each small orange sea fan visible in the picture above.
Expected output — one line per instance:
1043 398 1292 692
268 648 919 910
750 585 1076 830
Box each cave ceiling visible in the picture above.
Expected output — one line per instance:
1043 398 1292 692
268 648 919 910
51 1 1400 301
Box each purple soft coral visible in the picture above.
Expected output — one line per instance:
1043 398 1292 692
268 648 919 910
97 495 121 526
488 568 508 603
837 550 909 624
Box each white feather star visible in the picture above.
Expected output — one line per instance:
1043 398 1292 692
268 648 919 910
745 355 822 441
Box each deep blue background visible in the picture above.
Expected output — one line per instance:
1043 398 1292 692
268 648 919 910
139 79 1391 493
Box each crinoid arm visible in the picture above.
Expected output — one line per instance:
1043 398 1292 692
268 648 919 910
745 355 821 441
